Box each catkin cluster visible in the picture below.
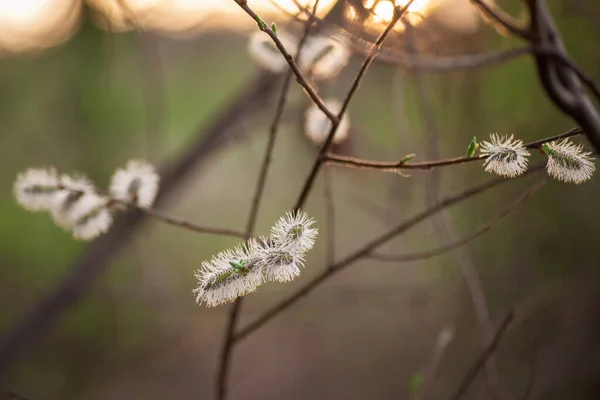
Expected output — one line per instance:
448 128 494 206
479 134 595 183
14 160 160 240
193 211 318 307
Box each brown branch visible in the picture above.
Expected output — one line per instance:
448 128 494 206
215 3 321 399
449 310 516 400
324 127 582 172
125 204 248 239
323 167 336 266
470 0 532 40
234 164 544 342
368 179 545 262
232 0 337 124
293 1 416 211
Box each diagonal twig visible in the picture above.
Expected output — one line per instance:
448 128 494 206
368 179 545 262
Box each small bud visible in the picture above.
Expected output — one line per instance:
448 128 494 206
466 136 479 158
400 153 416 165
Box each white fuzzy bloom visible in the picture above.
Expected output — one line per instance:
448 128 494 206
300 36 351 79
68 192 113 240
193 240 264 307
14 168 60 212
257 244 305 283
270 210 318 253
542 139 595 183
110 160 160 208
305 98 350 145
51 175 96 229
248 30 297 73
480 134 530 178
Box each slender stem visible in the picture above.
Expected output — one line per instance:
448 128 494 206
232 0 337 123
449 310 516 400
215 3 321 399
323 167 336 266
293 1 416 211
132 205 247 239
368 180 545 262
324 127 582 171
234 164 544 342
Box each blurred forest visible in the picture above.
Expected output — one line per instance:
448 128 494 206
1 0 600 399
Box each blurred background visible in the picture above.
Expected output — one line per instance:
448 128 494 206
1 0 600 399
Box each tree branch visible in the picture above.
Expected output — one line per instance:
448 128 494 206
324 127 582 172
368 179 545 262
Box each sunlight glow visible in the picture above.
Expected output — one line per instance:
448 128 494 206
0 0 475 54
371 0 433 24
0 0 80 54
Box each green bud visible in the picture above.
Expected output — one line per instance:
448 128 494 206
466 136 479 158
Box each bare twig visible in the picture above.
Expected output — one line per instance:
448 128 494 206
118 202 248 239
449 310 515 400
234 165 544 342
470 0 532 40
368 179 545 262
232 0 337 123
323 167 336 266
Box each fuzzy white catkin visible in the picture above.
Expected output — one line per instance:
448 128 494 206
68 192 113 240
480 134 530 178
109 160 160 208
13 168 59 212
543 139 595 183
247 30 297 73
51 175 96 229
270 211 318 252
258 244 305 283
193 240 264 307
304 98 350 145
300 36 351 79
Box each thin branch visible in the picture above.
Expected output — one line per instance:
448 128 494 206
470 0 532 40
368 179 545 262
125 204 248 239
449 310 516 400
232 0 337 124
293 1 416 211
234 164 544 342
323 167 336 266
324 127 582 172
215 3 321 399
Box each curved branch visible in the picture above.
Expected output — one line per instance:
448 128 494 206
368 179 545 262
